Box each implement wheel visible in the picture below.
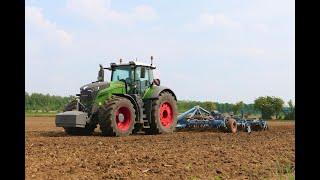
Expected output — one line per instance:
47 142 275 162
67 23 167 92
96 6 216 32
146 92 177 134
99 96 136 136
226 118 237 133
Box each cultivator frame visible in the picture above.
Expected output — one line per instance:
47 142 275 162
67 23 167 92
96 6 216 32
176 105 268 133
176 106 232 132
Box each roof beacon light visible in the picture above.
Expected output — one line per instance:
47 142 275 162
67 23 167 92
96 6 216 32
150 56 153 66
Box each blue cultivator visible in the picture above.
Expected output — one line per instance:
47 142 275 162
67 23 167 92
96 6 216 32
176 106 268 133
234 117 268 133
176 106 237 133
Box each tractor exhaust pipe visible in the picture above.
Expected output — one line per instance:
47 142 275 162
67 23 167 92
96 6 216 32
150 56 153 66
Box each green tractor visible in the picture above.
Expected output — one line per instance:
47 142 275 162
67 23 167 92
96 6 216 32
55 57 178 136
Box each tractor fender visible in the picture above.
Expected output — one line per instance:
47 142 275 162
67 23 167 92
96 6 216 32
113 94 142 123
149 86 177 101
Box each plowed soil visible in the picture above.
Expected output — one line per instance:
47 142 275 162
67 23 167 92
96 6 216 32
26 117 295 179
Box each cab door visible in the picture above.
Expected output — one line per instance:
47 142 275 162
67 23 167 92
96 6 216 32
135 66 151 96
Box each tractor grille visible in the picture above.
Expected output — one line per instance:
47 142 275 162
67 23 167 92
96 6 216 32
80 89 95 108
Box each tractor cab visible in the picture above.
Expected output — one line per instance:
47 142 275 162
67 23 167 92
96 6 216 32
106 60 157 96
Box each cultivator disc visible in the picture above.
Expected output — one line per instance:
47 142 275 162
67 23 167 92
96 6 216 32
235 118 268 133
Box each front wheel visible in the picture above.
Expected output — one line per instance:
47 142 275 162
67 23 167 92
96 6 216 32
147 92 178 134
99 96 136 136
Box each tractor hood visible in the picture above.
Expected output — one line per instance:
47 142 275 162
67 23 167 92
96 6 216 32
80 81 109 92
78 81 110 114
95 81 127 106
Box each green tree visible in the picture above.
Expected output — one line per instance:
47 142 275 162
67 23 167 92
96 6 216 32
203 101 217 112
254 96 284 119
271 97 284 119
289 100 295 119
284 99 295 120
254 96 274 119
232 101 244 115
25 92 72 112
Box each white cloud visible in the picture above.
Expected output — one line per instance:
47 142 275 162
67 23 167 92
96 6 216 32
184 13 240 32
133 5 156 21
237 47 266 57
199 13 240 28
66 0 112 24
25 6 72 45
243 48 265 56
243 0 294 20
246 47 265 55
254 23 269 33
66 0 156 25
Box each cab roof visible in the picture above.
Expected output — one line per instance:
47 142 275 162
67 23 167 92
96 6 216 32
106 60 156 69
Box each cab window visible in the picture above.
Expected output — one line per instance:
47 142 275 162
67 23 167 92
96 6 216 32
111 66 131 82
135 66 149 82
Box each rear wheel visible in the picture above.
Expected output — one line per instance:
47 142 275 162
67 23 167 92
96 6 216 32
99 96 136 136
146 92 177 134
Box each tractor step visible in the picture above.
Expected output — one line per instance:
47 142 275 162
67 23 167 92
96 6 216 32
142 119 150 128
141 106 150 128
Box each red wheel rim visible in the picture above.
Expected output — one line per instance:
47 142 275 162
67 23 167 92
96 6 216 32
159 102 173 127
115 107 132 131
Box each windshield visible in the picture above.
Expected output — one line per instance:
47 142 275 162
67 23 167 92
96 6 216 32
111 66 132 82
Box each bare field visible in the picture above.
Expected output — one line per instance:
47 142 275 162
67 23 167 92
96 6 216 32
26 117 295 179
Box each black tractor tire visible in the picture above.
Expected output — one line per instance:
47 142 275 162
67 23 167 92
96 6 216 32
146 92 178 134
99 96 136 137
62 100 96 135
226 118 237 133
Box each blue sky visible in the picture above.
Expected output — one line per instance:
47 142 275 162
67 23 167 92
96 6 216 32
25 0 295 104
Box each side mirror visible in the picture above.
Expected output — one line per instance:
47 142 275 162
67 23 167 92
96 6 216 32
140 67 146 78
152 79 160 86
98 65 104 82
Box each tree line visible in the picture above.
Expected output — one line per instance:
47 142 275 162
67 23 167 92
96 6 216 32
25 92 295 120
25 92 73 112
